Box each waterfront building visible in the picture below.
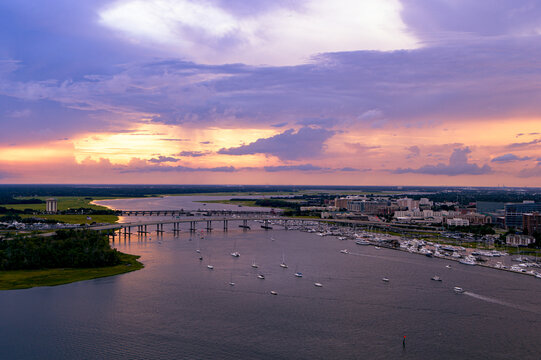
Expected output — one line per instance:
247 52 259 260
447 218 470 226
505 234 535 246
523 212 541 235
504 201 541 229
46 198 58 214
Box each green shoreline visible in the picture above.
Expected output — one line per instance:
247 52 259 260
0 252 144 291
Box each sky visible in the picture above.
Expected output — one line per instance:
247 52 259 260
1 0 541 186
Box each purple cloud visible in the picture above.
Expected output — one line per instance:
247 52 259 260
176 151 209 157
393 147 491 175
506 138 541 149
148 156 180 163
218 127 336 160
491 154 532 162
121 165 236 173
263 164 325 172
406 145 421 159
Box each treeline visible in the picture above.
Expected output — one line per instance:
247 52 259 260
0 214 61 224
0 230 121 270
445 224 496 235
0 196 44 205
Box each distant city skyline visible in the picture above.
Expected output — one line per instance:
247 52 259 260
1 0 540 185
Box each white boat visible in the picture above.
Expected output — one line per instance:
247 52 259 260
355 239 370 245
207 265 214 270
445 264 452 269
280 253 288 268
294 272 303 278
338 237 347 241
230 252 240 257
257 274 265 279
340 249 349 254
453 286 465 294
374 246 381 249
251 259 259 268
270 290 278 295
431 275 442 281
459 255 477 266
382 277 389 282
314 282 323 287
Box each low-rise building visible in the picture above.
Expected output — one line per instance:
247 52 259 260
523 212 541 235
447 218 470 226
506 234 535 246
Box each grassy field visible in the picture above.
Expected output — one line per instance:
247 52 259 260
18 214 118 224
3 196 114 211
1 197 118 224
0 253 143 290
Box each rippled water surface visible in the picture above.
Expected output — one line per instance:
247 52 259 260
1 201 541 359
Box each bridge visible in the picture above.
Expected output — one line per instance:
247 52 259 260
89 215 437 237
117 209 278 217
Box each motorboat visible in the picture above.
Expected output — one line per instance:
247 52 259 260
314 282 323 287
445 264 452 269
453 286 465 294
294 272 303 278
257 274 265 279
230 252 240 257
338 237 347 241
340 249 349 254
431 276 442 281
459 255 477 266
382 277 390 282
270 291 278 295
207 265 214 270
355 239 370 245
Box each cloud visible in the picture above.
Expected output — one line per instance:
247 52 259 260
519 164 541 178
98 0 418 66
218 127 336 160
270 122 288 128
491 153 532 162
176 151 209 157
148 156 180 163
393 147 492 175
406 145 421 159
506 138 541 149
121 165 236 173
263 164 325 172
345 142 380 153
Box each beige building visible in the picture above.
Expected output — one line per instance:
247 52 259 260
46 198 58 213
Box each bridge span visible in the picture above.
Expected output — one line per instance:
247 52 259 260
88 216 417 236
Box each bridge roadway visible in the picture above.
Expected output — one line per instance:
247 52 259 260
118 209 278 216
89 216 437 235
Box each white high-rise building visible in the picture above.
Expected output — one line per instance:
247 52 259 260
46 198 58 213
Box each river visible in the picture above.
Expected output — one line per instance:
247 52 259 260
1 197 540 359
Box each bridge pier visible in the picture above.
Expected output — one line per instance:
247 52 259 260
190 221 196 232
206 220 212 231
156 223 164 233
223 220 228 231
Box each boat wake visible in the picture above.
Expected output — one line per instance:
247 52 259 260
464 292 541 315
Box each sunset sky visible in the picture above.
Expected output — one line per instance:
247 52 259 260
1 0 541 185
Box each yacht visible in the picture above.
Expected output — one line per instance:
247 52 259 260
270 291 278 295
251 259 259 268
453 286 465 294
230 252 240 258
355 239 370 245
294 272 303 278
338 237 347 241
207 265 214 270
314 282 323 287
459 255 477 266
257 274 265 279
382 277 390 282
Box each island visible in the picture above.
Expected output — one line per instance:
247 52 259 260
0 229 143 290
